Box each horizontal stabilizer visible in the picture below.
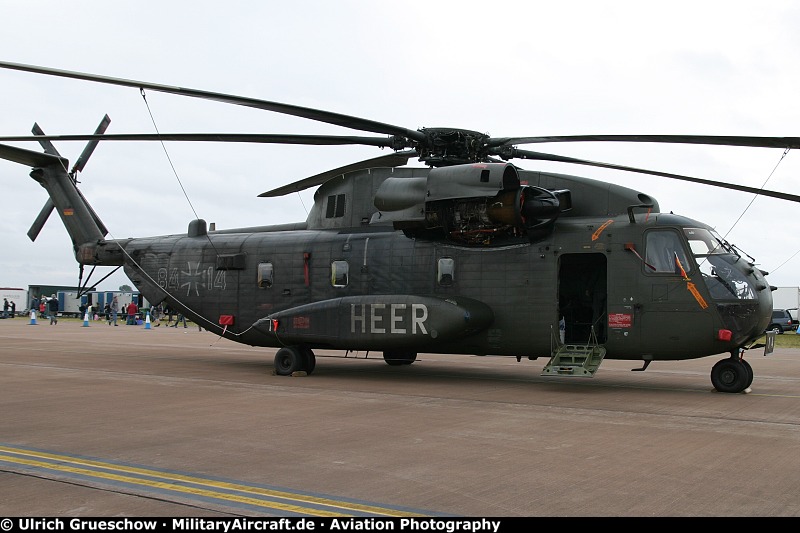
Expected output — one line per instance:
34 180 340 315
0 143 67 168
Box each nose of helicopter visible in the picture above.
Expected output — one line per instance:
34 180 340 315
723 269 773 346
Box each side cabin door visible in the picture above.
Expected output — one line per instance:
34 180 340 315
558 253 608 345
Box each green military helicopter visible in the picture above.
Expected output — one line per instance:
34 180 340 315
2 61 799 393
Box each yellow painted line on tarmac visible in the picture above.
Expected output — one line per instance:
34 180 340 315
0 445 424 517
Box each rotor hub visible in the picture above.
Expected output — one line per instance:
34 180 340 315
415 128 490 166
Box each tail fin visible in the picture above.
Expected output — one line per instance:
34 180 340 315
0 142 107 249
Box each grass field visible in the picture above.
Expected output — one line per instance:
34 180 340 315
774 331 800 349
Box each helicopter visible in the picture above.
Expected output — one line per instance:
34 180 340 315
2 61 800 394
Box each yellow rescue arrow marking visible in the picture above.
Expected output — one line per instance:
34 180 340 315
591 219 614 241
686 281 709 309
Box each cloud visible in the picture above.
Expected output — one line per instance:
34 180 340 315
1 0 799 293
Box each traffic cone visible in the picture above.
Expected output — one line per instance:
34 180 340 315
29 310 37 325
144 312 151 330
82 312 90 327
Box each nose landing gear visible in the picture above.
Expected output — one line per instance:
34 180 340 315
710 351 753 393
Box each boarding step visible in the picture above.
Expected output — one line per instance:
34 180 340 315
541 343 607 377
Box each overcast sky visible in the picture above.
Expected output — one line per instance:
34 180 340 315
1 0 800 295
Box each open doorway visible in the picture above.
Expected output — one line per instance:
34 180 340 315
558 253 607 344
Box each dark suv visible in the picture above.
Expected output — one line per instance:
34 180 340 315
767 309 796 334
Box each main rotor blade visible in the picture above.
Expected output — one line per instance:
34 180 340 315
259 151 416 198
0 132 396 148
502 148 800 203
488 134 800 150
0 61 426 142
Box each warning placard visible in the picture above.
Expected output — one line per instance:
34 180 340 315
608 313 632 328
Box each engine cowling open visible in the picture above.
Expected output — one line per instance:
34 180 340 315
372 162 569 245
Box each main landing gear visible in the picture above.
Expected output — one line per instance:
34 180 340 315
383 350 417 366
273 348 418 375
710 350 753 393
274 345 316 376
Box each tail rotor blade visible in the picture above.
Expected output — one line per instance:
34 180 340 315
27 198 55 242
31 122 61 156
27 115 110 241
28 123 61 241
71 114 110 175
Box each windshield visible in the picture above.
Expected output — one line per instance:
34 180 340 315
684 227 727 255
684 228 755 300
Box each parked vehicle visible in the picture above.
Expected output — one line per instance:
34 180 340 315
0 287 27 317
767 309 796 334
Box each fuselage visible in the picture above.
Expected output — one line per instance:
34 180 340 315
120 207 772 362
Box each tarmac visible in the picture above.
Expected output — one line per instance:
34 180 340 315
1 315 800 517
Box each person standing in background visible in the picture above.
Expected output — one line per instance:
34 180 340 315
47 295 59 325
127 300 138 325
111 296 119 326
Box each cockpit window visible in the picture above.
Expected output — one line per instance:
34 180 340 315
645 230 691 274
684 228 755 300
684 227 726 256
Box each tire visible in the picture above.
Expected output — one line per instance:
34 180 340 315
300 346 316 375
383 350 417 366
711 358 749 393
274 346 304 376
741 359 754 389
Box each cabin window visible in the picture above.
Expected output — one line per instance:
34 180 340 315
331 260 349 287
644 230 691 274
257 262 274 289
437 257 455 285
326 194 346 218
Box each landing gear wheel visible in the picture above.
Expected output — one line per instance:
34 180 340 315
741 359 754 389
300 346 316 375
274 346 304 376
383 350 417 366
711 358 749 393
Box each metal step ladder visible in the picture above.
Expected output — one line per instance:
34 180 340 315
542 326 606 377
